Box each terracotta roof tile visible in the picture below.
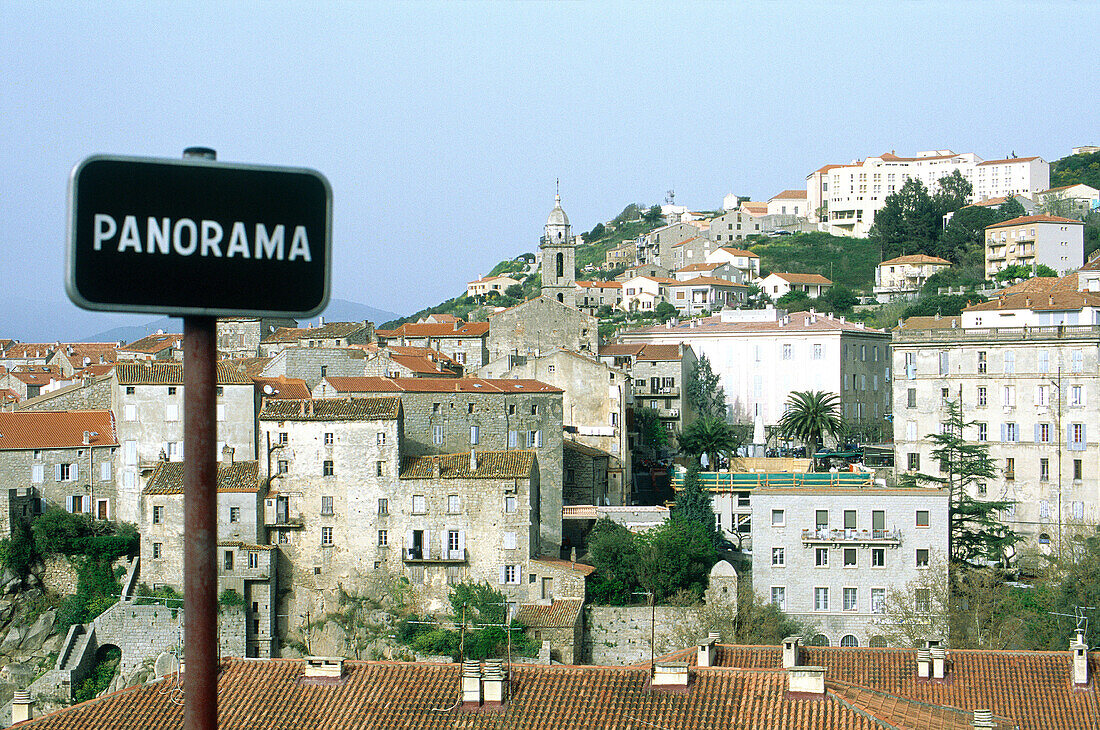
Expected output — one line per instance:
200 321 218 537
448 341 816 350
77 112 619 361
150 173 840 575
598 344 646 357
119 333 181 354
261 322 371 344
223 357 272 377
143 460 261 494
717 247 759 258
894 316 962 331
676 263 722 273
0 411 117 450
635 344 683 361
321 376 562 394
770 189 808 200
252 376 312 399
879 255 952 266
965 291 1100 313
388 321 490 338
515 598 584 628
667 276 748 288
986 214 1083 229
399 450 535 479
259 397 401 421
530 556 597 576
771 272 833 285
114 362 253 385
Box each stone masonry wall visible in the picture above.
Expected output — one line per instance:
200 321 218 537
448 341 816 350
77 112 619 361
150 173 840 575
93 603 185 673
38 555 79 597
585 606 706 666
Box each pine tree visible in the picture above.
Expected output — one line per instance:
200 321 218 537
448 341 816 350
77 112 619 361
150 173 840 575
901 398 1020 567
686 354 726 420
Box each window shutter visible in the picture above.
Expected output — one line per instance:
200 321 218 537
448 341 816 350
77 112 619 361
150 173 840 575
405 530 414 548
440 530 448 559
71 464 78 483
1000 424 1007 442
55 464 62 482
458 530 466 554
66 496 73 513
1034 424 1042 443
499 566 507 585
1082 424 1087 446
424 530 432 560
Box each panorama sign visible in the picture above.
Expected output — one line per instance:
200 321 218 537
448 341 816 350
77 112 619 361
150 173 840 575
67 155 332 317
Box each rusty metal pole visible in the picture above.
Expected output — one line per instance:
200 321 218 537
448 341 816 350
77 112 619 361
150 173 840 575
182 145 218 730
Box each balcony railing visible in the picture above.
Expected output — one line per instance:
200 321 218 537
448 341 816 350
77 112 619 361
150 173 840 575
893 324 1100 344
264 515 304 528
801 528 901 546
403 548 467 564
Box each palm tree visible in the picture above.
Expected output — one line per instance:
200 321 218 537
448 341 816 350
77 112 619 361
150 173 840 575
679 416 739 468
777 390 844 455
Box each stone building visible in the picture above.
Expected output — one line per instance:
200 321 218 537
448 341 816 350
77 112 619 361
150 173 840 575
360 346 461 378
113 362 256 523
539 192 576 308
598 343 697 449
260 346 370 389
374 320 490 369
306 377 565 550
487 296 599 362
217 317 298 358
117 333 183 361
751 485 949 648
0 410 118 520
258 320 374 358
573 280 622 317
256 396 541 626
138 456 276 658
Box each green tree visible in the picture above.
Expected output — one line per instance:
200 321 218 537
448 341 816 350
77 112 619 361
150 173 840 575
901 399 1020 567
777 390 843 454
679 416 739 468
995 263 1058 282
504 283 524 299
586 518 641 604
871 178 936 259
633 406 670 453
775 289 812 312
586 222 606 241
654 301 678 322
931 169 973 217
643 204 664 224
819 284 857 313
635 518 718 602
901 293 986 320
674 466 719 547
685 353 726 420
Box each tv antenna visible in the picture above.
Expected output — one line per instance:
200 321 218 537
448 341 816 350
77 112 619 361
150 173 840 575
665 189 675 205
1049 605 1096 635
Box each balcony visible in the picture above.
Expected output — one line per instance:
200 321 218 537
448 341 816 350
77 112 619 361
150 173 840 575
801 528 901 547
264 515 304 528
403 548 468 564
657 408 680 419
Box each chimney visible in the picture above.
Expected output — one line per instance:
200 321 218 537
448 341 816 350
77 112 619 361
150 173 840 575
482 659 506 704
930 645 946 679
222 445 235 464
1026 296 1031 307
651 661 689 687
82 430 91 446
917 649 931 678
11 690 31 724
1071 629 1089 686
972 709 995 728
469 450 477 472
432 457 441 479
782 636 801 668
786 665 826 695
303 656 344 678
697 632 719 667
462 659 482 705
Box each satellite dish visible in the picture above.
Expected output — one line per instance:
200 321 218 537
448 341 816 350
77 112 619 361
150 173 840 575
154 652 179 678
263 384 274 395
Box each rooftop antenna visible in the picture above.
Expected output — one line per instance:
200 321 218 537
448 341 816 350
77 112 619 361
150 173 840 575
665 189 675 205
1049 605 1096 640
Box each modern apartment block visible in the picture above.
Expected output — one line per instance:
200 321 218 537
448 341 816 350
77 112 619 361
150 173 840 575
807 150 1050 237
752 485 949 648
984 214 1084 278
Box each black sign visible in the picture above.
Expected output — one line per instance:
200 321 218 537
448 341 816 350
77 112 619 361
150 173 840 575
67 155 332 317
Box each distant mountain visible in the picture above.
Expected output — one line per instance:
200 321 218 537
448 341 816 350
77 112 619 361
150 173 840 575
0 296 399 344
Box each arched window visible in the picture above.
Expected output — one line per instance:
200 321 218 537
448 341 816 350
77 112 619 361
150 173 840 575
556 253 564 279
840 635 859 647
1039 533 1051 545
557 293 564 303
810 634 829 647
868 635 888 648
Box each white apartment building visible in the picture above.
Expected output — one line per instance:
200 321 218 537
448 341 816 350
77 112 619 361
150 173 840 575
752 485 949 648
807 150 1050 238
984 215 1084 278
759 272 833 299
892 320 1100 547
619 276 675 313
874 254 952 302
767 190 810 218
619 308 890 429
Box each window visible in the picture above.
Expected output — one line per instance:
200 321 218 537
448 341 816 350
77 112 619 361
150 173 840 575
916 549 929 567
813 344 823 360
378 499 389 519
1070 423 1086 450
1075 459 1083 481
814 587 829 611
843 587 857 611
782 344 792 360
1040 458 1050 482
229 506 240 523
841 635 859 647
771 509 784 526
504 496 517 513
277 460 288 474
377 432 386 445
248 551 259 569
871 588 886 614
1005 457 1015 480
530 404 538 415
771 586 786 610
470 425 479 445
508 430 518 448
321 527 333 546
815 510 828 529
843 510 856 530
1003 386 1015 407
1003 350 1015 374
916 510 929 527
815 548 829 566
941 387 950 405
152 542 162 559
224 551 234 570
508 403 516 415
1038 423 1051 443
915 588 932 613
432 425 444 445
872 548 885 567
1073 501 1085 520
503 565 519 585
843 548 856 566
321 496 334 515
1072 349 1083 373
125 386 135 395
152 505 164 524
323 460 334 477
324 432 333 446
503 531 517 550
908 453 920 471
977 351 986 373
772 547 785 566
412 495 426 514
165 403 179 422
1038 350 1049 373
976 423 987 442
977 386 987 406
376 461 385 477
377 530 388 547
938 350 949 375
526 430 542 447
1071 385 1083 407
1036 385 1050 408
1003 423 1018 442
907 388 916 408
447 495 460 513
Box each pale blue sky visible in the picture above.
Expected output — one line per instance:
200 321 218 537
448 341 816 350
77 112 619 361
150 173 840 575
1 1 1093 329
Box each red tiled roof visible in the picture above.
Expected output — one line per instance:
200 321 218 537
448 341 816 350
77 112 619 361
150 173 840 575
259 397 402 421
223 357 272 377
965 291 1100 313
322 376 562 394
717 247 759 258
669 235 702 248
119 333 181 354
530 556 597 577
597 343 645 357
388 321 490 338
400 450 536 479
667 276 747 288
635 344 684 361
252 376 312 399
676 263 721 273
114 362 253 385
0 344 55 359
514 598 584 628
770 189 808 200
386 353 458 376
770 272 833 285
977 156 1041 165
574 280 622 289
5 367 64 385
143 460 260 494
986 214 1083 229
0 410 117 450
879 255 952 266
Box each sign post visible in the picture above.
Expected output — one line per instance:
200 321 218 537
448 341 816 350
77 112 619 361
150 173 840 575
68 148 331 730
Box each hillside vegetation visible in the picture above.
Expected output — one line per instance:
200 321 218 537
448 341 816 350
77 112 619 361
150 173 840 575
750 232 878 290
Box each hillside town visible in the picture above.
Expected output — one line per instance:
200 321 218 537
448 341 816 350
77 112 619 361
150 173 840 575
1 143 1099 728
